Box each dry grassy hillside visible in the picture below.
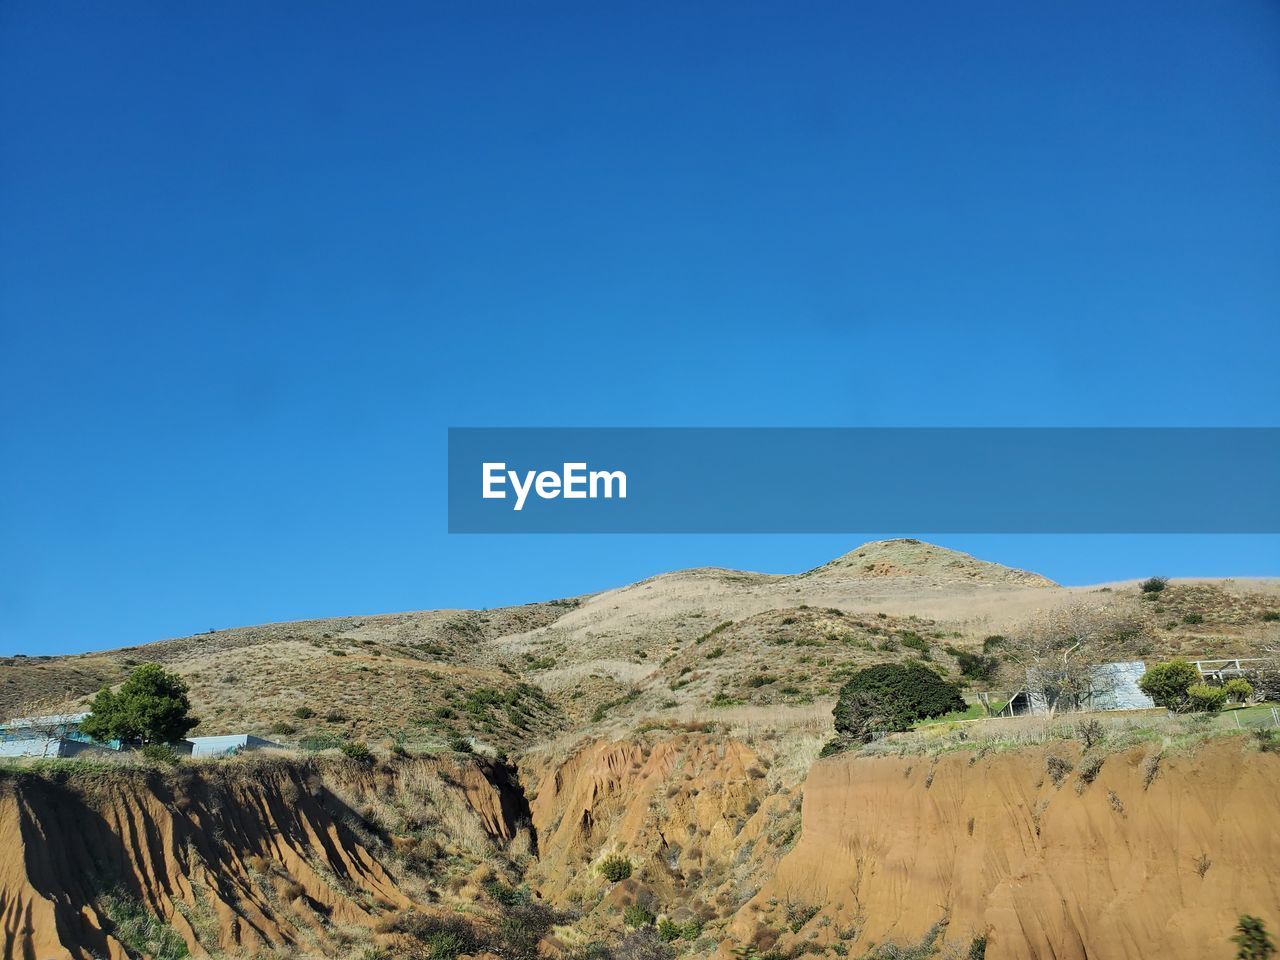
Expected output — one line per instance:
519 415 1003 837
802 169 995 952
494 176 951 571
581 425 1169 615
3 541 1278 753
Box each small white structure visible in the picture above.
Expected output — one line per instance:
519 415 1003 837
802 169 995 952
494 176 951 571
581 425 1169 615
1007 661 1156 716
0 736 117 759
185 734 281 758
0 712 119 757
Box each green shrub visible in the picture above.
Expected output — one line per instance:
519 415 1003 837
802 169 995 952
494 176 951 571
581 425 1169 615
449 736 473 753
1139 659 1200 710
1224 678 1254 703
623 903 656 928
381 912 483 960
900 632 930 654
1140 576 1169 594
269 721 296 736
1182 613 1204 625
1232 915 1275 959
833 663 965 741
591 688 641 723
657 918 681 942
293 706 316 719
481 878 528 906
1262 612 1280 623
945 646 1000 682
1186 683 1227 713
299 733 343 751
340 740 373 762
140 743 181 766
598 854 632 882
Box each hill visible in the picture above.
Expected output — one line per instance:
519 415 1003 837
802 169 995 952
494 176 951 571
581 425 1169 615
2 540 1277 754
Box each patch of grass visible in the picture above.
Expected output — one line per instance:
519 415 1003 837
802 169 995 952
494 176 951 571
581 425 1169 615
100 891 189 960
591 688 641 723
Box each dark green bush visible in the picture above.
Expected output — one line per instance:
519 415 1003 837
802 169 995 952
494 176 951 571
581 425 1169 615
449 736 473 753
598 854 632 882
1140 576 1169 594
833 663 965 740
623 903 656 928
293 706 316 719
945 646 1000 683
657 918 681 942
340 740 373 762
1231 915 1275 959
900 632 930 654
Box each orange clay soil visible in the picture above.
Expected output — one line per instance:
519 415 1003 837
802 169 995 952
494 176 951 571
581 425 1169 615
0 756 523 960
521 734 803 929
724 737 1280 960
2 736 1278 959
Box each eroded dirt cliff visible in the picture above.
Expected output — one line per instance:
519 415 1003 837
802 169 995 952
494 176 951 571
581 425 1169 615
3 734 1278 960
726 737 1280 960
0 755 527 960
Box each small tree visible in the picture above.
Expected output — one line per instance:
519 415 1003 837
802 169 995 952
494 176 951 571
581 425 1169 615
1224 678 1254 704
1186 683 1227 714
1140 576 1169 594
1232 915 1275 960
833 663 965 741
1139 659 1201 711
81 664 197 746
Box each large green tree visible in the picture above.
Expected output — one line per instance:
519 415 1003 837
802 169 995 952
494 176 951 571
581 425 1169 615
81 664 198 745
833 663 965 741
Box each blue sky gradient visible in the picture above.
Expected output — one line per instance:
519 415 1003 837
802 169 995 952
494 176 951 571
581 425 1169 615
2 2 1278 654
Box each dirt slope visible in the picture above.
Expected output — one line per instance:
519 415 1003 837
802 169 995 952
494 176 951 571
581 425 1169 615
727 737 1280 960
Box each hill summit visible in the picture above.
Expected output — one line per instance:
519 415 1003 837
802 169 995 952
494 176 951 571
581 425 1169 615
804 538 1057 587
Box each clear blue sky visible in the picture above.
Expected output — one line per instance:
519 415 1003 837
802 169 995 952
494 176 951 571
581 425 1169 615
2 2 1277 656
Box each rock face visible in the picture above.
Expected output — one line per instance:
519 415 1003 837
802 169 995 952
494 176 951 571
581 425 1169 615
729 738 1280 960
